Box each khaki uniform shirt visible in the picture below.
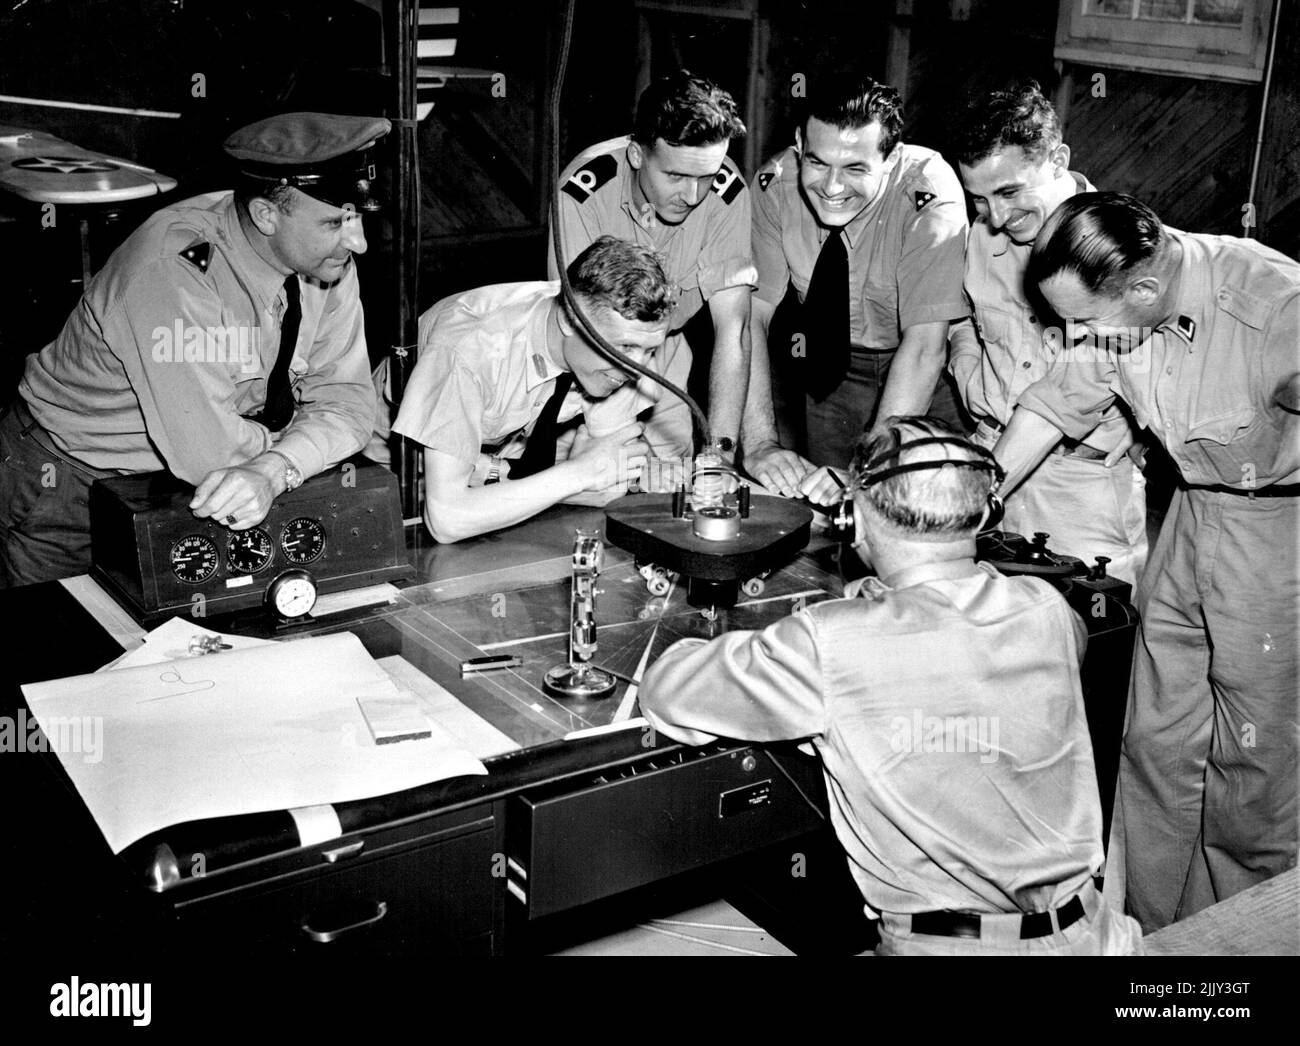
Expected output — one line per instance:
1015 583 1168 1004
548 135 756 334
19 191 373 485
391 282 690 480
641 559 1101 918
1018 230 1300 487
950 172 1132 450
751 143 968 348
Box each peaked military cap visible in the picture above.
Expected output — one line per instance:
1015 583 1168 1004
223 112 391 212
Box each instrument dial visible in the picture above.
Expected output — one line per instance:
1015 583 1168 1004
280 517 326 564
266 569 318 619
226 527 274 573
170 535 219 584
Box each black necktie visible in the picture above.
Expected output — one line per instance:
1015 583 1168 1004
248 275 301 432
802 231 850 401
511 372 575 479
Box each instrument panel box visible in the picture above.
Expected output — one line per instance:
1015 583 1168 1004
90 458 412 623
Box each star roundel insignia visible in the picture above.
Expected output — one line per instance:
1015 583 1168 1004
13 155 119 174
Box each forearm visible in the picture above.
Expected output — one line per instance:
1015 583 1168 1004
947 317 981 388
707 322 750 444
424 460 587 543
992 407 1066 495
641 616 825 745
875 322 949 422
703 289 752 445
739 298 779 452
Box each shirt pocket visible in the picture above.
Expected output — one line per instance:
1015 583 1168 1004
860 268 900 345
1186 406 1257 446
972 304 1017 354
1186 406 1275 482
219 311 269 409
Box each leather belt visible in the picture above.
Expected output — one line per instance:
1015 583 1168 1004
910 894 1086 940
1194 483 1300 499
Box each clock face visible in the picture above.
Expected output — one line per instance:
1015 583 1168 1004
170 535 220 584
280 517 326 564
226 527 274 573
270 573 317 618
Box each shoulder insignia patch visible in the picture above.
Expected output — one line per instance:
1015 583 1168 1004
561 153 618 203
757 170 776 192
711 162 744 205
1176 314 1197 341
179 241 212 273
914 190 936 211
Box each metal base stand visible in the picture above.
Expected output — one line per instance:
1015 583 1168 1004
543 662 617 701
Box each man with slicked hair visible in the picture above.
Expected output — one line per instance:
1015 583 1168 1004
994 191 1300 930
550 70 755 460
949 81 1146 589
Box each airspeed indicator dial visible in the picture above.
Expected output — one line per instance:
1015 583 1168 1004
170 535 219 584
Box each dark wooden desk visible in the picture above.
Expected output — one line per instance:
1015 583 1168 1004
0 504 848 959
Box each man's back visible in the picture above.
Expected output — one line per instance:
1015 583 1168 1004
642 559 1103 918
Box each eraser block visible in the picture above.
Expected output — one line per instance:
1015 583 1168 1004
356 695 433 745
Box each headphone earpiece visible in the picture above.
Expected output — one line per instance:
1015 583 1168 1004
828 496 856 545
980 491 1005 534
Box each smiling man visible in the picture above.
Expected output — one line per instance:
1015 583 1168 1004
549 70 754 462
949 82 1146 588
394 237 687 543
0 112 385 587
741 75 969 496
994 191 1300 931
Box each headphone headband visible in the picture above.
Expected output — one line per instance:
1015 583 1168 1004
854 436 1006 491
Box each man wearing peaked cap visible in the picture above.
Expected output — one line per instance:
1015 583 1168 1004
0 112 389 587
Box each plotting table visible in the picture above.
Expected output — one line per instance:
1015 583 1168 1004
0 505 855 958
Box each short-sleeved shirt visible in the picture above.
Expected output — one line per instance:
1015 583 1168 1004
950 172 1130 448
751 143 969 349
391 281 690 477
640 558 1101 918
19 191 374 484
548 136 756 333
1017 230 1300 487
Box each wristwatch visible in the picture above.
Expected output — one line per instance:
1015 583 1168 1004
267 450 304 491
714 436 737 456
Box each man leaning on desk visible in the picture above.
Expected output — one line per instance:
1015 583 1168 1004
0 112 385 589
392 236 691 543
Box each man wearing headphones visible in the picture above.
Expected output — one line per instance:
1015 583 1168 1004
640 416 1143 955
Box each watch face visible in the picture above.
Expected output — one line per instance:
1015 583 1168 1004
271 574 317 618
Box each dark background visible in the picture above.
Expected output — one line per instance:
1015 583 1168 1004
0 0 1296 400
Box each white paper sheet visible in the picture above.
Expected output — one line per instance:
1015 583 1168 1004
97 617 274 672
22 632 487 853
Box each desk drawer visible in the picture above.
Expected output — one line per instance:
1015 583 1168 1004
509 746 824 919
174 813 497 956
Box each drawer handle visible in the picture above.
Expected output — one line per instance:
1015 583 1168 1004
320 840 365 864
300 901 389 943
